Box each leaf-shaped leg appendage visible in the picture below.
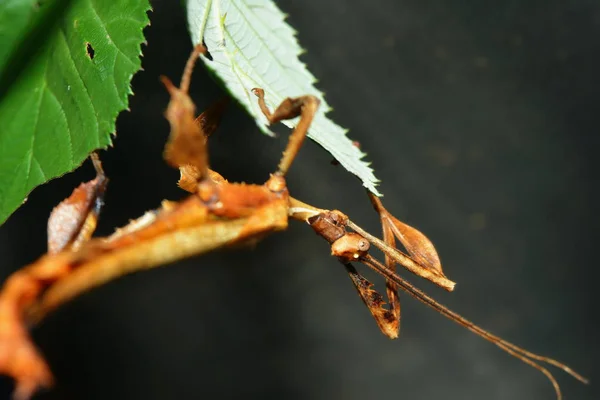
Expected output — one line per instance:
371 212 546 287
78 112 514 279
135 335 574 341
346 221 455 291
379 206 401 336
298 202 588 400
368 192 444 276
47 154 108 254
161 44 210 180
178 98 229 193
0 155 108 400
307 211 399 338
344 263 399 338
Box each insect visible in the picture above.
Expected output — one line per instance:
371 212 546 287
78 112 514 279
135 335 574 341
0 45 587 400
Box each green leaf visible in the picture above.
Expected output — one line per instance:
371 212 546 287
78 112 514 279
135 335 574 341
186 0 381 195
0 0 150 225
0 0 39 73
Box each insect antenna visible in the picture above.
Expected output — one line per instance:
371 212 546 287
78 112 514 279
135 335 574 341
357 252 589 400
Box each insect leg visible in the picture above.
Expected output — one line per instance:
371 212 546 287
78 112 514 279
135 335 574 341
376 203 401 337
162 47 231 193
161 44 210 180
343 262 400 338
294 203 587 400
0 154 109 399
47 154 107 253
305 209 400 337
178 98 229 193
252 88 320 177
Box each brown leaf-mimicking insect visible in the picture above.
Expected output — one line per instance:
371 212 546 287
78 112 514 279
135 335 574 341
0 45 588 400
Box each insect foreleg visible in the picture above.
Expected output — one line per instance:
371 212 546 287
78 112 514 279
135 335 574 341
343 263 400 338
304 209 400 338
292 202 587 400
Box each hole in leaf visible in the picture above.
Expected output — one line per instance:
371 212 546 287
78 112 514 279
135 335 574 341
86 43 95 60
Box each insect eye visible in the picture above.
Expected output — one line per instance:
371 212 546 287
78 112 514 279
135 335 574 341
357 239 370 252
331 233 370 262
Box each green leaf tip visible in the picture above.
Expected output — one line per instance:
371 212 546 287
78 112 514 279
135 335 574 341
0 0 152 225
186 0 381 195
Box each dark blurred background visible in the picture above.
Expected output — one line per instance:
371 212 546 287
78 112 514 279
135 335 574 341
0 0 597 399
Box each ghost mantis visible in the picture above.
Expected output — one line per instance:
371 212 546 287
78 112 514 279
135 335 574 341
0 45 587 400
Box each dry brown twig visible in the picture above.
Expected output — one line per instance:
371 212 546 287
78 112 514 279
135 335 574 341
0 44 588 400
